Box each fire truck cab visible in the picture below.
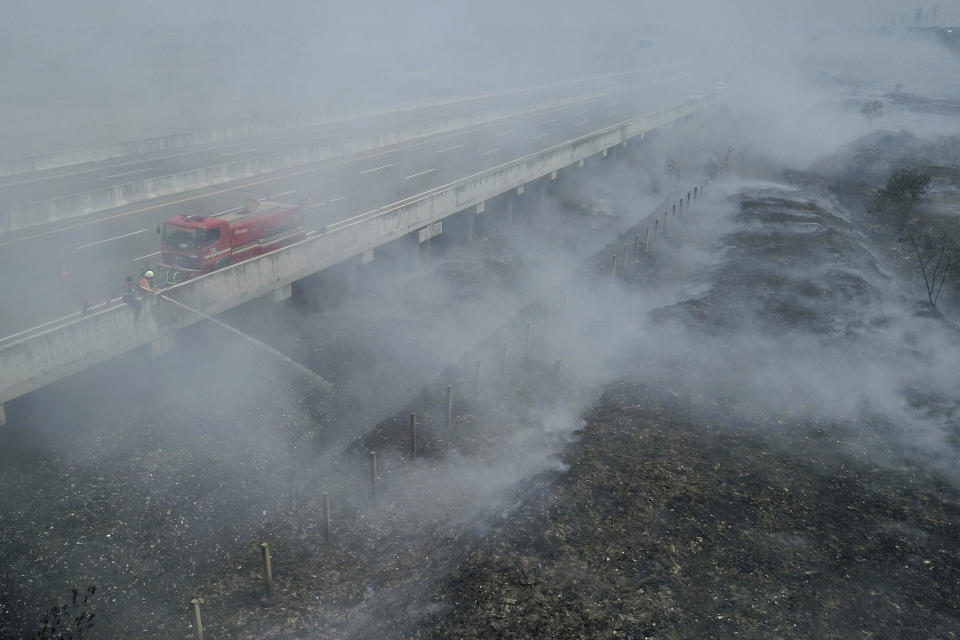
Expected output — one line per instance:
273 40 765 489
158 199 305 280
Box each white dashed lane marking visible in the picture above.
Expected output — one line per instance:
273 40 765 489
405 169 436 179
360 163 394 174
74 228 149 250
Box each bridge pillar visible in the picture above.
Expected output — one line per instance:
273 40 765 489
411 234 422 269
152 332 175 357
0 403 5 426
272 283 292 303
505 193 515 226
466 205 479 242
347 260 359 295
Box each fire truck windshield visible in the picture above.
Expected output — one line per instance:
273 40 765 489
162 224 203 249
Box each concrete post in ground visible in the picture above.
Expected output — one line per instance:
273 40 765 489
634 235 640 260
654 219 659 235
474 361 481 399
611 254 618 285
0 403 5 426
686 192 691 208
321 492 331 542
260 543 275 600
409 414 417 459
445 385 453 427
369 451 379 498
525 321 533 357
694 186 699 201
672 204 676 218
501 341 510 374
190 599 204 640
644 227 650 250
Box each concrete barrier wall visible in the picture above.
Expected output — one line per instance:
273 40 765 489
0 100 700 405
0 88 648 235
0 95 484 178
0 66 673 179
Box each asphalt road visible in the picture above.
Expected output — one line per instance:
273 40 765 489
0 62 700 209
0 70 711 339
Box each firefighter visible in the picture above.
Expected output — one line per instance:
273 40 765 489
166 263 181 287
122 276 141 316
139 270 156 293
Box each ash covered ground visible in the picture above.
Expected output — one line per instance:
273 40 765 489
4 53 960 640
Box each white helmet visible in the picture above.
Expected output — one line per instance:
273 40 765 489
144 270 154 278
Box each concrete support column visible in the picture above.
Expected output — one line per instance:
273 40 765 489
408 233 421 270
272 283 292 304
0 403 5 426
152 332 175 357
357 249 374 290
505 194 514 226
466 204 480 242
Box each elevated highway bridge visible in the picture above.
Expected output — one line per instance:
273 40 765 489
0 67 721 425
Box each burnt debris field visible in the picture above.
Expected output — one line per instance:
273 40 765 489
4 29 960 640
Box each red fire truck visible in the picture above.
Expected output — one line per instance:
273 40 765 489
157 199 305 283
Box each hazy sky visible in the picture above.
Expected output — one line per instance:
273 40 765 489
5 0 958 30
